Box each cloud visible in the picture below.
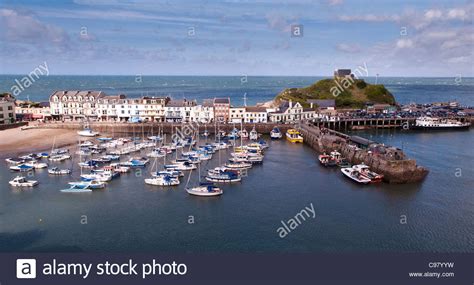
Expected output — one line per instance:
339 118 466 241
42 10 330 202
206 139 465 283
327 0 343 6
335 43 361 53
265 13 294 32
396 39 413 49
0 9 70 48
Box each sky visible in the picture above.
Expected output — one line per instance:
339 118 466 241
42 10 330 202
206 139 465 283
0 0 473 77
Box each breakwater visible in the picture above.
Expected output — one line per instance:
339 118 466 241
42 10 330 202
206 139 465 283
298 123 428 184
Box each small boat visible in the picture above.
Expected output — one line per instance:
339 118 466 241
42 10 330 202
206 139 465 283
91 166 121 179
110 163 130 173
80 172 113 182
9 176 38 187
228 128 240 140
24 160 48 169
48 167 72 175
77 128 99 137
152 170 184 178
10 164 34 172
97 137 113 141
91 157 111 164
270 127 282 139
78 160 98 169
37 152 49 158
147 149 166 158
318 154 337 167
60 184 93 193
249 127 258 140
51 148 69 155
341 168 371 184
205 171 241 183
5 157 25 164
49 154 71 162
286 129 303 143
68 180 106 189
186 182 223 197
201 129 210 137
79 141 94 147
145 174 180 186
225 161 252 170
352 164 383 183
120 157 149 168
337 159 351 168
164 161 197 171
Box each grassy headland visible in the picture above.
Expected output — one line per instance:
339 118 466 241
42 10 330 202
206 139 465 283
275 78 396 108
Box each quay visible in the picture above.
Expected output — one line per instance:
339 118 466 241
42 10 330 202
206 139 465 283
316 115 472 131
31 122 294 136
298 123 429 184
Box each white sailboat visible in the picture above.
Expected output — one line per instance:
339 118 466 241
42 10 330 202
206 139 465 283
9 176 38 187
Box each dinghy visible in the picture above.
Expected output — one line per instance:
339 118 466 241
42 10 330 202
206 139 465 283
270 127 282 139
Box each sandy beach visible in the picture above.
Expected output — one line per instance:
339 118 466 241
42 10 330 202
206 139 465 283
0 127 78 158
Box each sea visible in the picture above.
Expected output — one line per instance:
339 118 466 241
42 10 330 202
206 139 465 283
0 76 473 253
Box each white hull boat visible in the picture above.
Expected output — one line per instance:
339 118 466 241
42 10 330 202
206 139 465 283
341 168 371 184
9 176 38 187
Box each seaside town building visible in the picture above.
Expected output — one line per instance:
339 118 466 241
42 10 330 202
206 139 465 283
268 100 316 123
229 107 245 123
96 94 127 121
213 98 230 123
191 100 214 123
121 96 168 122
164 99 197 123
244 106 268 123
49 90 106 120
15 101 51 121
0 93 16 125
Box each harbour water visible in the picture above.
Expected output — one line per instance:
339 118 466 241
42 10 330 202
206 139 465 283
0 75 473 253
0 130 472 253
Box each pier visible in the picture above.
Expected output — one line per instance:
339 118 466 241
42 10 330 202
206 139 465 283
298 123 429 184
315 116 472 131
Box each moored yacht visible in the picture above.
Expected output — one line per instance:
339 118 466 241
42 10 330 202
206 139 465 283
9 176 38 187
341 168 371 184
186 182 223 197
270 127 282 139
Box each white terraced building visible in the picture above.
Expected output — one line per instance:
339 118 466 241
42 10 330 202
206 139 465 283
268 100 316 123
244 106 268 123
111 96 168 122
0 93 16 125
164 99 197 123
191 99 214 123
50 90 105 120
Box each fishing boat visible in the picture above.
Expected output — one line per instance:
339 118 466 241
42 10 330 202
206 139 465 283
249 127 258 140
352 164 383 183
10 164 34 172
68 180 106 189
77 128 99 137
270 127 282 139
186 182 223 196
286 129 303 143
48 167 72 175
9 176 38 187
145 174 180 186
341 168 371 184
